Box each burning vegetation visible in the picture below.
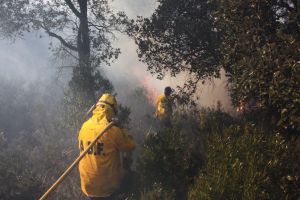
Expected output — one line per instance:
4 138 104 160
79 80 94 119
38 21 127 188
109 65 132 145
0 0 299 200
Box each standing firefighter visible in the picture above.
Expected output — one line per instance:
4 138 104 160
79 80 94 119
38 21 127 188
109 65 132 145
155 86 174 126
78 94 135 200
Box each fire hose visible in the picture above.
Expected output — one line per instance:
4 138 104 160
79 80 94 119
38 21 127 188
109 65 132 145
38 119 115 200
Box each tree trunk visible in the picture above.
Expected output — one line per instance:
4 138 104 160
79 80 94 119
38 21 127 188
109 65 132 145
75 0 96 102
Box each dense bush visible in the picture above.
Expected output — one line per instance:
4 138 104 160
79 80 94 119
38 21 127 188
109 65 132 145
0 78 85 200
215 0 300 134
0 148 42 200
188 123 300 200
139 183 175 200
137 121 204 200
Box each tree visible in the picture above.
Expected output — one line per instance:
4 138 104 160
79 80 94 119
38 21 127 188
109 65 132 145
133 0 300 133
215 0 300 133
0 0 129 102
189 123 300 199
132 0 221 94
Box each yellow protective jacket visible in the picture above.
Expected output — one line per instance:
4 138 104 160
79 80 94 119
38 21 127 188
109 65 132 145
78 105 135 198
155 94 172 119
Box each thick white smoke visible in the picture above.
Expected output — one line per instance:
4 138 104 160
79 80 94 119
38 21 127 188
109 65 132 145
0 0 234 114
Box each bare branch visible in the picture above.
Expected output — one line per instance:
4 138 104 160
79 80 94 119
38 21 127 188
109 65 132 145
88 21 110 31
88 21 116 38
61 46 79 60
44 28 78 51
64 0 81 18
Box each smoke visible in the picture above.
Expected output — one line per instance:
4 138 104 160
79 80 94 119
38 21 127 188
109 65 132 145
0 0 234 116
103 33 234 114
105 1 234 113
0 3 235 196
0 32 53 82
110 0 158 19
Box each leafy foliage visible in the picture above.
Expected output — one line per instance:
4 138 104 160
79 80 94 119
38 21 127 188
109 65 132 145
198 105 237 134
0 149 42 200
0 0 129 100
0 1 299 200
139 183 175 200
137 118 205 200
133 0 221 94
215 0 300 133
133 0 300 133
188 123 300 200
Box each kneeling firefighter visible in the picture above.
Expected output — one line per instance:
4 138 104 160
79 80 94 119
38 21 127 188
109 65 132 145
78 93 136 200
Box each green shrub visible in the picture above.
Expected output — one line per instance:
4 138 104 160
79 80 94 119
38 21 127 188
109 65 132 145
139 183 175 200
188 123 299 200
137 123 203 200
0 152 42 200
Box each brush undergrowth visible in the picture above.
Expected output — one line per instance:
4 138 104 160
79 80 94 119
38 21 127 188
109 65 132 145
134 109 299 200
188 123 299 200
